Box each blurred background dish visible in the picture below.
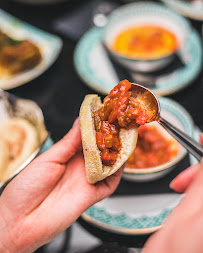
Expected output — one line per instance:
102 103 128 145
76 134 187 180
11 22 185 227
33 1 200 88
102 2 191 73
74 27 202 96
0 9 62 90
160 0 203 21
123 97 194 182
12 0 70 4
0 90 53 188
82 192 183 235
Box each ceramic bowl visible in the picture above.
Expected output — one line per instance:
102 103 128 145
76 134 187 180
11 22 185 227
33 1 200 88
122 97 194 182
102 1 191 72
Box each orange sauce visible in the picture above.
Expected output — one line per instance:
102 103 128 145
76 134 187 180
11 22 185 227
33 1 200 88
126 124 179 168
112 25 179 60
95 80 151 166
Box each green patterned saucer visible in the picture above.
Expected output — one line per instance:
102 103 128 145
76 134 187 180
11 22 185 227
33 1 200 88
82 193 183 235
74 27 202 96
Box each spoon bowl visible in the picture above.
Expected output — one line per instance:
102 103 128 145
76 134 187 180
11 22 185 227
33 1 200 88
131 83 203 161
130 83 160 122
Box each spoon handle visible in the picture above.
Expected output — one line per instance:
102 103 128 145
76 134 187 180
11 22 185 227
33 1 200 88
159 117 203 161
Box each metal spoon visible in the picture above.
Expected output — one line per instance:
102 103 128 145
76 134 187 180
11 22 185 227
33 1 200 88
131 83 203 161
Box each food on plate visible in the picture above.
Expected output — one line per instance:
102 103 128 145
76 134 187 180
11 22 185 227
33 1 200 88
112 25 179 60
0 118 39 182
0 30 42 77
79 79 154 184
126 122 180 169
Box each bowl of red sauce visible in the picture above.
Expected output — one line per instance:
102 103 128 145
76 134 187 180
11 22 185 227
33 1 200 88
102 2 191 72
123 122 185 182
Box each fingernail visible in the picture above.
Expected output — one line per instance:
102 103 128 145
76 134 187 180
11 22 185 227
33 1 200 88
72 117 79 128
169 180 175 191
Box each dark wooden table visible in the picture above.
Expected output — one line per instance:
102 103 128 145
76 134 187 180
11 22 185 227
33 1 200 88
0 0 202 252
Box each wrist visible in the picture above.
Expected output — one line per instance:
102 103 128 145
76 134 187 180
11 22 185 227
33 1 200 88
0 221 16 253
0 203 21 253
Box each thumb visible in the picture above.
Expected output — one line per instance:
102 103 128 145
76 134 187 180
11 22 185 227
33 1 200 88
170 162 201 193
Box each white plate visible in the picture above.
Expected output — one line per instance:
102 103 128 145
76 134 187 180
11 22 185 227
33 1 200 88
0 9 63 90
161 0 203 21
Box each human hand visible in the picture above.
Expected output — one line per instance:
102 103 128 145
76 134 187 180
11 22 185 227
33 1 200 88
142 134 203 253
0 118 122 253
170 133 203 193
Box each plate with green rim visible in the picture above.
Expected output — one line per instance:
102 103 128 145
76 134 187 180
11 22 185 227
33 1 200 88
160 0 203 21
74 26 202 96
0 9 63 90
81 97 199 235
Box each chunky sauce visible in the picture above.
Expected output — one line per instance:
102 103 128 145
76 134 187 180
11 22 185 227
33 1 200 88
126 124 179 168
112 25 179 60
95 80 150 166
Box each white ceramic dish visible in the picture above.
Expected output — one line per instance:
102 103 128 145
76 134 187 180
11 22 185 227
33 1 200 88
123 97 194 182
102 2 191 72
161 0 203 21
0 9 62 90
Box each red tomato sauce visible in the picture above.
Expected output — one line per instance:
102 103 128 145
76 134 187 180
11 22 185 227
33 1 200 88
126 124 179 168
95 80 150 166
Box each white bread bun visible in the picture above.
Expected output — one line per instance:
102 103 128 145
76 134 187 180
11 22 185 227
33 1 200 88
0 118 39 182
79 94 138 184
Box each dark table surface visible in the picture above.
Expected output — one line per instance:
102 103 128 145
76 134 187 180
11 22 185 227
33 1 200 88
0 0 202 252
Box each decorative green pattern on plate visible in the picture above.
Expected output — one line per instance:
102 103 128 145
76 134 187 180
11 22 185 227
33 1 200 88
74 27 202 96
85 206 171 230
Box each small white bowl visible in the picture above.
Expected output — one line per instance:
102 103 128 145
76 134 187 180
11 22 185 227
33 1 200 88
122 97 194 182
102 1 191 72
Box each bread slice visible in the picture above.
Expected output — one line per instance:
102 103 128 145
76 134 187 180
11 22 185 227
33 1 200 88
79 94 138 184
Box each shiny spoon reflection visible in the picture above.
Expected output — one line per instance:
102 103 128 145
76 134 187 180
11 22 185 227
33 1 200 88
131 83 203 161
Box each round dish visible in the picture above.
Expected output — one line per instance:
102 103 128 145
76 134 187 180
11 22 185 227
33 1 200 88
102 1 191 72
123 97 194 182
74 27 202 96
0 9 62 90
160 0 203 21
